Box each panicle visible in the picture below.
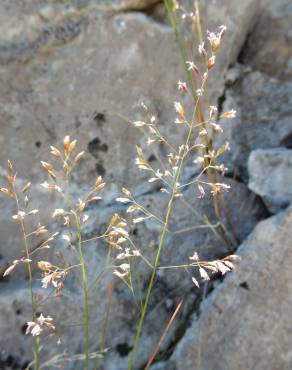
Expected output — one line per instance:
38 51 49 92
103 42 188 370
186 61 199 73
38 261 53 271
95 176 106 192
0 187 13 197
207 25 227 54
26 314 55 336
174 101 184 116
50 146 62 158
221 110 236 119
63 135 71 152
177 81 188 93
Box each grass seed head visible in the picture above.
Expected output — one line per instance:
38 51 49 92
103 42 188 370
0 187 13 197
50 146 62 158
38 261 53 271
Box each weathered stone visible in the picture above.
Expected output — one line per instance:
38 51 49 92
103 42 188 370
0 0 260 191
0 0 262 273
163 206 292 370
248 148 292 213
0 0 263 281
219 67 292 180
0 283 95 369
0 10 183 192
240 0 292 81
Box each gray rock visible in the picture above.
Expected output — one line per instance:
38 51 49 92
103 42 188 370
240 0 292 81
248 148 292 213
219 68 292 180
0 0 259 190
167 206 292 370
0 10 184 193
150 361 175 370
0 0 261 268
0 283 85 369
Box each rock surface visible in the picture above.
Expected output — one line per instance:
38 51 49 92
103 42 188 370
0 0 259 187
0 284 84 369
219 67 292 180
155 206 292 370
240 0 292 80
248 148 292 213
0 10 183 191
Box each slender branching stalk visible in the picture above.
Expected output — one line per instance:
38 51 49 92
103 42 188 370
3 165 41 370
163 0 193 86
94 283 113 370
73 211 90 370
127 71 208 369
36 137 133 369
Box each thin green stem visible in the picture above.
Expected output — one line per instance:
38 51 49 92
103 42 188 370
193 0 238 246
12 184 40 370
127 74 206 368
126 237 153 269
163 0 193 86
164 0 227 242
131 199 166 226
94 281 112 370
127 192 175 370
74 212 89 370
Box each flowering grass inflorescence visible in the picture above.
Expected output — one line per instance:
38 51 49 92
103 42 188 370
1 2 240 369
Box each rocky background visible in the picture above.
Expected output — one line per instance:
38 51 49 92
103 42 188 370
0 0 291 369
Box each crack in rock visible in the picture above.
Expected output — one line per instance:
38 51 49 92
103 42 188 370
0 12 89 64
100 0 162 13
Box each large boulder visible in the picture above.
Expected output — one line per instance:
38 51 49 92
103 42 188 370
0 9 183 191
248 148 292 213
219 67 292 180
240 0 292 81
156 205 292 370
0 0 259 189
0 0 262 274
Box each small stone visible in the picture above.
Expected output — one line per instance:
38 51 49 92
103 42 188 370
248 148 292 213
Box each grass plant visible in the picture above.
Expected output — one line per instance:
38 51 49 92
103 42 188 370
0 2 240 369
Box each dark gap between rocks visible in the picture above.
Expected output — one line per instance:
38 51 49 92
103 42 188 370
237 20 258 66
280 132 292 149
217 88 226 118
0 354 29 370
113 0 162 14
109 0 169 26
116 342 133 357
